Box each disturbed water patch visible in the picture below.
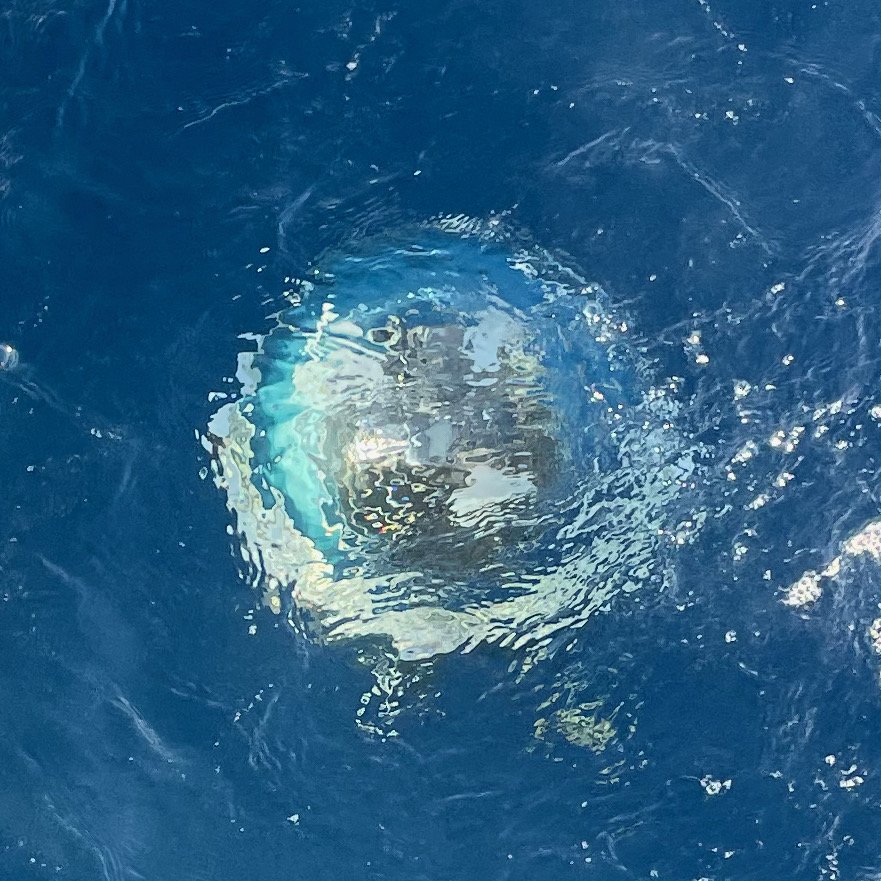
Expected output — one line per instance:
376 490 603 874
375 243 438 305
204 218 702 708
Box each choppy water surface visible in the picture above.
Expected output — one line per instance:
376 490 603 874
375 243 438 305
208 221 700 705
4 0 881 878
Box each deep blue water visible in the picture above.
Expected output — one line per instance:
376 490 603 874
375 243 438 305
4 0 881 878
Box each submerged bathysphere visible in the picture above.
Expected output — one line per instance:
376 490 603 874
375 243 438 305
208 220 699 663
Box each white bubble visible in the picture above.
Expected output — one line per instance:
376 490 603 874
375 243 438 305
0 343 19 370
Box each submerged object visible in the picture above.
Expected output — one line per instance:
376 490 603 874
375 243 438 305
207 219 699 664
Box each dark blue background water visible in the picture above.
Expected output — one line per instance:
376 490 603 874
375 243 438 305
4 0 881 877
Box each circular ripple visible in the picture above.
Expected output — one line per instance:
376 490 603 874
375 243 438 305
207 219 700 662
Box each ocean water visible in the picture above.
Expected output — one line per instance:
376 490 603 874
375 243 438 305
3 0 881 878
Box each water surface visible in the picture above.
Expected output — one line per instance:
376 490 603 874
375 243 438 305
3 0 881 878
